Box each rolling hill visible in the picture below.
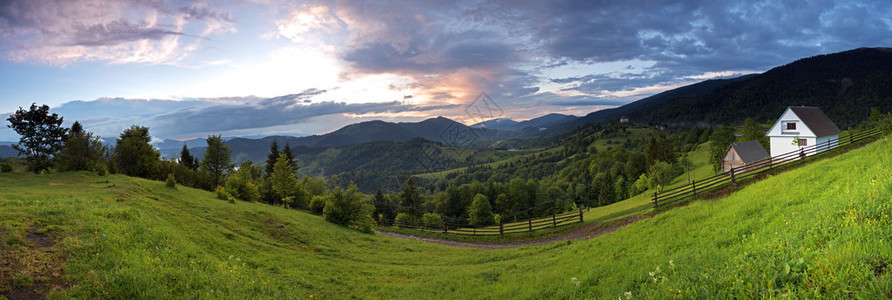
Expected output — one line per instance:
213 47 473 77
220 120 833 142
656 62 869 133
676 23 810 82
1 134 889 298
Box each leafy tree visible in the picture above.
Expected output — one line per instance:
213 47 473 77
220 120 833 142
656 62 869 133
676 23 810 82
630 174 651 196
6 103 68 172
741 118 769 151
679 155 693 184
202 135 233 188
265 140 279 176
179 144 198 170
225 161 260 202
648 161 677 191
115 125 159 178
57 121 107 172
398 176 422 216
708 125 736 173
372 188 395 224
323 183 375 233
468 193 495 226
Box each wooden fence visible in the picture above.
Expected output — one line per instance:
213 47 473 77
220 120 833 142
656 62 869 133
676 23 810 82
388 208 584 236
653 127 885 208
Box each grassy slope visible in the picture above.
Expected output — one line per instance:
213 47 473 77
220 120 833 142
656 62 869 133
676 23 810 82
2 136 891 298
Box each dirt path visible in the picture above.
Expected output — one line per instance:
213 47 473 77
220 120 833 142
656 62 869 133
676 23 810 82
376 214 650 249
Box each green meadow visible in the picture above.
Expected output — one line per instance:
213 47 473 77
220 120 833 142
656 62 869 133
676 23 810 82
1 136 891 298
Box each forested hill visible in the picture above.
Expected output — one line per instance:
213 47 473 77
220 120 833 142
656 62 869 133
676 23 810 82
628 47 892 128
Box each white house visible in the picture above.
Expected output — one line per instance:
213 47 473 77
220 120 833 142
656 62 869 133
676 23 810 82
765 106 841 158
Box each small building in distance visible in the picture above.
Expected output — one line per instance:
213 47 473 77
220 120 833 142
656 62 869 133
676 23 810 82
722 140 770 173
765 106 841 157
619 116 630 123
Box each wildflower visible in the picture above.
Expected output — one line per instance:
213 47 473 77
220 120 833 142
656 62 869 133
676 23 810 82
669 260 674 267
624 291 632 299
649 272 655 277
571 277 581 287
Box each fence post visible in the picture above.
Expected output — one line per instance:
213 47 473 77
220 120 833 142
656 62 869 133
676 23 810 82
473 226 476 235
768 157 772 169
499 221 503 235
421 223 424 232
653 191 659 208
692 179 697 197
553 213 557 227
579 207 583 223
850 133 853 145
528 218 533 232
730 167 735 185
443 222 447 234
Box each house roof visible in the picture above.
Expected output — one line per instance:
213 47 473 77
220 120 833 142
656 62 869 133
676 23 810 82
728 140 769 164
789 106 841 137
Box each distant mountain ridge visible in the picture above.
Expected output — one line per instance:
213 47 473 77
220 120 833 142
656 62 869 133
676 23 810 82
471 113 577 131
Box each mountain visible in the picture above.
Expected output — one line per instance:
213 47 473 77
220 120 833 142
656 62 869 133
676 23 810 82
470 118 519 130
0 145 18 158
632 47 892 128
548 74 758 132
471 113 578 131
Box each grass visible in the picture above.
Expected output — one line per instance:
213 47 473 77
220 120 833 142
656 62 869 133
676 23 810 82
2 135 891 298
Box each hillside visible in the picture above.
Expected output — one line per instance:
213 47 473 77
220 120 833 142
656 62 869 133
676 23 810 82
2 135 890 298
630 47 892 128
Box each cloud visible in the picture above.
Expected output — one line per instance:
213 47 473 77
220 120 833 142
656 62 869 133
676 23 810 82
0 0 234 65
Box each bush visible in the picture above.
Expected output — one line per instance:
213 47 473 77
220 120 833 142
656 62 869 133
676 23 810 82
0 162 12 173
422 213 444 229
395 213 421 227
309 195 326 214
93 162 108 176
225 174 260 202
323 184 375 233
165 173 177 188
468 194 495 226
215 186 231 201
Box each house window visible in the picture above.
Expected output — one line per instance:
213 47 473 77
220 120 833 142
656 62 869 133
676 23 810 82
799 139 807 146
786 122 796 130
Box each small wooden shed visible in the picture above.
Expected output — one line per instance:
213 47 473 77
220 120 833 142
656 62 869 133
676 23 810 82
722 140 769 173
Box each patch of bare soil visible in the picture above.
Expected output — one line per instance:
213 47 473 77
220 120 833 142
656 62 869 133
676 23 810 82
0 225 68 300
377 214 651 249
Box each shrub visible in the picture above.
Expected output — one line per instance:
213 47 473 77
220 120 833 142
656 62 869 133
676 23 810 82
0 162 12 173
215 186 231 200
309 195 326 214
323 184 375 233
165 173 177 188
422 213 444 229
225 174 260 202
93 162 108 176
395 213 421 227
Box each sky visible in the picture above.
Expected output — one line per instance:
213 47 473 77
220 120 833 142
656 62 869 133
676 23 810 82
1 0 890 142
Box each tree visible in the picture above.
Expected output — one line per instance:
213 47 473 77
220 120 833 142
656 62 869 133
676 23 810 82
323 183 375 233
265 140 279 176
398 176 422 216
57 121 106 172
282 143 297 174
224 161 260 202
202 135 233 188
630 174 651 196
6 103 68 173
741 118 769 151
468 193 495 226
115 125 159 178
648 161 677 191
708 125 736 173
645 134 676 167
269 153 306 207
180 144 198 170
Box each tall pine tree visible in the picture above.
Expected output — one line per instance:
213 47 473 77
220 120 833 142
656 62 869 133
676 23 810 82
202 135 233 188
180 144 198 170
282 142 297 174
265 140 279 176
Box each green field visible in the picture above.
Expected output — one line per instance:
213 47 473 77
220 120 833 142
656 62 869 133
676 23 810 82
1 136 891 298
